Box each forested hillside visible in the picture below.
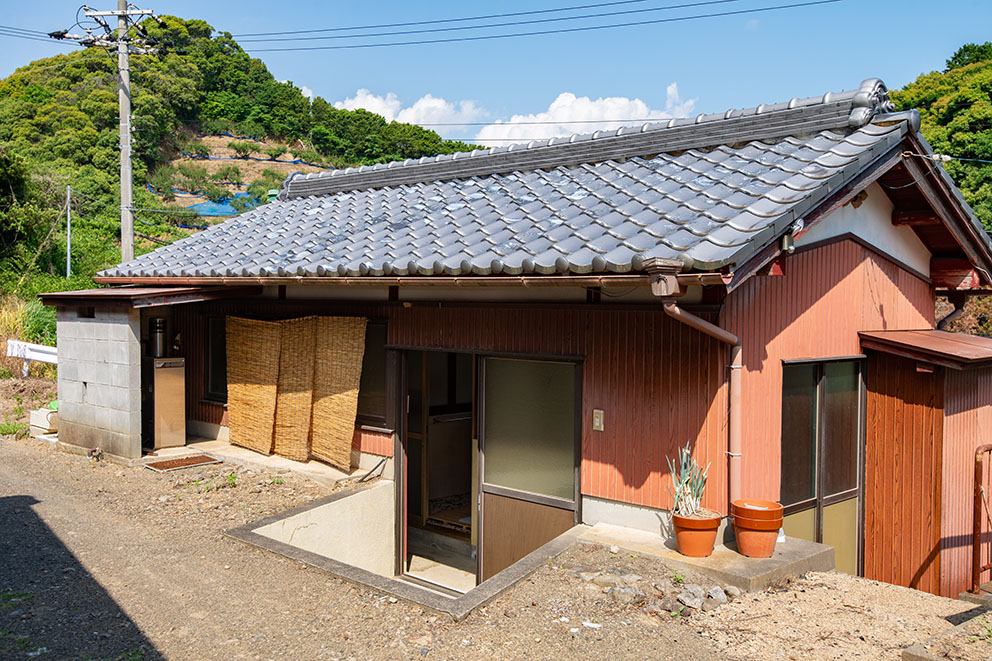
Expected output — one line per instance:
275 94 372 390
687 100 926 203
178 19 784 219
0 15 473 321
895 43 992 230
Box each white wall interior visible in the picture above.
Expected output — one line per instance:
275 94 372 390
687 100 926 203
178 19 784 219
253 480 396 576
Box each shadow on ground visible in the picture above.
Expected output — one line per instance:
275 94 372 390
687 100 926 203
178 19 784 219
0 495 161 660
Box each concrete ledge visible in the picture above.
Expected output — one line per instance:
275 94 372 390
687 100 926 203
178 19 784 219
227 493 588 620
55 439 145 467
582 522 834 592
902 607 991 660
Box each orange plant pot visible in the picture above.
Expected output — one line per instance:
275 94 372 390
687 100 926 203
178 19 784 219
732 513 783 558
672 511 722 558
731 499 784 520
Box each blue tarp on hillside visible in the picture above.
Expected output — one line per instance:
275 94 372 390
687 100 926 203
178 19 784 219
183 192 257 217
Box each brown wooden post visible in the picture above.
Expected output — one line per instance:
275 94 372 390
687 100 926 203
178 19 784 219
974 444 992 593
975 449 984 593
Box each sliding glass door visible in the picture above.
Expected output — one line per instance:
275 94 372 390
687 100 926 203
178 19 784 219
780 359 863 575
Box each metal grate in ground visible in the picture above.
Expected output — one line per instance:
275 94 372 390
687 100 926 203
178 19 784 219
144 454 221 473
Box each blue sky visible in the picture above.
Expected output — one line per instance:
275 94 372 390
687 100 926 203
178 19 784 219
3 0 990 142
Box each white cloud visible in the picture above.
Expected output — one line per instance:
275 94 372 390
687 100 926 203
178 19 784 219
333 89 486 137
474 83 696 144
300 85 314 100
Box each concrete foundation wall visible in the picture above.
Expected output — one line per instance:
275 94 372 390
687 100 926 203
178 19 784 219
56 307 142 458
253 481 395 576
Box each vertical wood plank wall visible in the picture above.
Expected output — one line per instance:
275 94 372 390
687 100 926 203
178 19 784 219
388 305 730 514
720 240 934 501
174 238 934 517
175 299 730 512
864 352 943 594
942 367 992 596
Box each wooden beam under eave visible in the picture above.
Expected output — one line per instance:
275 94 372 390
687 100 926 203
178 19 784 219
892 210 941 226
931 257 981 290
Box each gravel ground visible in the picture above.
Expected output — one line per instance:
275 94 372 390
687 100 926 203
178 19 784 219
0 436 717 660
0 376 982 660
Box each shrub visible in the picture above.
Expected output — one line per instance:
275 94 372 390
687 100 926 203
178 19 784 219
227 141 260 159
23 299 56 346
264 145 287 160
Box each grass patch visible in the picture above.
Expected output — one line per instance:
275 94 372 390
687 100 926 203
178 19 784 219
0 591 34 609
0 419 29 436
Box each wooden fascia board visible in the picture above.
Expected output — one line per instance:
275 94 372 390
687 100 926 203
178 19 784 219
901 132 992 284
859 337 967 370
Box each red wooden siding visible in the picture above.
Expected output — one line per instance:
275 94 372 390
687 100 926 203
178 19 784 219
176 299 729 512
720 240 934 502
174 238 934 516
864 351 943 594
352 427 393 457
388 305 730 514
942 367 992 596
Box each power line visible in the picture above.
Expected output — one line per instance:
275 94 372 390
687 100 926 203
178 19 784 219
0 30 76 45
237 0 743 43
245 0 843 52
421 117 683 126
0 23 49 36
230 0 650 37
3 55 109 78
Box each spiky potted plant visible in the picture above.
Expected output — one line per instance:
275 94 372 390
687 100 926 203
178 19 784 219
667 441 721 557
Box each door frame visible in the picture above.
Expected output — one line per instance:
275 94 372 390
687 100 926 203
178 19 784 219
780 355 866 575
477 355 583 582
391 346 583 584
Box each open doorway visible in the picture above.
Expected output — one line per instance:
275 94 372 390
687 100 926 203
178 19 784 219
403 350 477 593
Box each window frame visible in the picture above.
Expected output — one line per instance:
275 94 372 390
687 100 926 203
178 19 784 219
779 356 866 573
203 315 228 404
356 320 389 429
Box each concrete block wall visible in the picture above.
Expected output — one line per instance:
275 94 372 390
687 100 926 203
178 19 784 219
56 306 142 458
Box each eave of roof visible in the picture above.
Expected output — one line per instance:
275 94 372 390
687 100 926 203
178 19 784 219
39 285 262 308
859 329 992 370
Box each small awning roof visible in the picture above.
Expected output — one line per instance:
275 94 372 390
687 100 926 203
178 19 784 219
39 285 262 308
859 329 992 370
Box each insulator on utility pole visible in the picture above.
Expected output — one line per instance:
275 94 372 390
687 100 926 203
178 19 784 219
51 1 161 266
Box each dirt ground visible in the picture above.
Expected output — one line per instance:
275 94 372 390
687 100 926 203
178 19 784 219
0 377 984 659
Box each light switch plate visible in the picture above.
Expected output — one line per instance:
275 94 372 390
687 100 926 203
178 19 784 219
592 409 605 432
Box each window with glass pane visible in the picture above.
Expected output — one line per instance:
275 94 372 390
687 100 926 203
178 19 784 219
780 364 817 506
357 323 387 424
483 358 575 501
205 316 227 403
822 362 860 496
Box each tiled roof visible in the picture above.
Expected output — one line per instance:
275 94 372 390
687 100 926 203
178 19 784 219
102 78 919 279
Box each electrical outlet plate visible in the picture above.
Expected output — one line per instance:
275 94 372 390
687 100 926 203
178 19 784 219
592 409 605 432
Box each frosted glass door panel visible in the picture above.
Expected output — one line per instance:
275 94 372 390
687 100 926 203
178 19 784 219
483 358 575 501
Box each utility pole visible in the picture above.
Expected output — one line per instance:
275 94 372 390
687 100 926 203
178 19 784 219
116 0 133 263
49 4 166 265
66 185 71 278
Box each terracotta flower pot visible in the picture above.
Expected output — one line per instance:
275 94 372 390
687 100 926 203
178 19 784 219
731 499 783 520
732 511 783 559
671 510 722 557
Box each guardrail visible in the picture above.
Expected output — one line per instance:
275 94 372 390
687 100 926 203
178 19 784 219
6 339 57 377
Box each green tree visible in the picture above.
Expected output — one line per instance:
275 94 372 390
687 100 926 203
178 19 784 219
946 42 992 71
894 55 992 230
